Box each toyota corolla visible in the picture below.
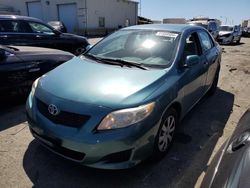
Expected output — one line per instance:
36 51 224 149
26 24 221 169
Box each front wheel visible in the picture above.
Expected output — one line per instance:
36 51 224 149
236 37 241 44
153 108 178 159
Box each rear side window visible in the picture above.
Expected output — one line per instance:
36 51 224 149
0 20 28 32
198 31 214 52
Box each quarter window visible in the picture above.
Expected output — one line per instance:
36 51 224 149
198 31 214 52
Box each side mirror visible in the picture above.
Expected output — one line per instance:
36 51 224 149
53 29 61 36
0 49 6 61
184 55 200 67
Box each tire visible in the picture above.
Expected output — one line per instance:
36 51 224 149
236 37 241 44
153 108 178 159
208 68 220 96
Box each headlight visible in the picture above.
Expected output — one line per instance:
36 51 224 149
31 78 39 97
97 102 155 130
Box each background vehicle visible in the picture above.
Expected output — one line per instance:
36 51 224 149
201 108 250 188
48 21 67 33
0 15 89 55
188 18 220 40
0 45 74 96
217 25 242 44
26 24 222 169
242 27 250 37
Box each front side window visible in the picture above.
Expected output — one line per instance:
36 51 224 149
87 29 180 67
183 33 200 58
28 22 54 34
198 31 213 52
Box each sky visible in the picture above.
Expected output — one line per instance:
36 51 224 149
139 0 250 25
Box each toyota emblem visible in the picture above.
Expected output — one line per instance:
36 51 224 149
48 104 60 116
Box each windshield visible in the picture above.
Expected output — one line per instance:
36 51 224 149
86 29 180 67
220 26 233 31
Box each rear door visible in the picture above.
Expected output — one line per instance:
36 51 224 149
27 1 43 20
197 30 219 92
0 19 32 45
58 3 77 33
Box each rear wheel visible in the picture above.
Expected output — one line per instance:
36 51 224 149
153 108 178 159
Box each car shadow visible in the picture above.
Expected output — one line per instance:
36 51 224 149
219 42 245 46
22 88 234 188
0 95 27 132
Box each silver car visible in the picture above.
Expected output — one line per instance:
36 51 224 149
217 25 242 44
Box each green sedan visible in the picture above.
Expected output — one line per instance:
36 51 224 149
26 24 222 169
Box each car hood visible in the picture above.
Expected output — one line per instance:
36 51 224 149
37 56 167 109
219 31 233 36
12 46 73 56
11 46 74 62
60 33 87 41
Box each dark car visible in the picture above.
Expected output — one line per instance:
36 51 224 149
201 108 250 188
0 45 74 96
0 15 89 55
48 21 67 33
26 24 222 169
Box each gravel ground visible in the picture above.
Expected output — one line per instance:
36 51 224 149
0 38 250 188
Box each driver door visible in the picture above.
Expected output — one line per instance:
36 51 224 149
25 21 59 49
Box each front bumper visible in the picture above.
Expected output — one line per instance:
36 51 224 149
26 93 160 169
217 35 233 44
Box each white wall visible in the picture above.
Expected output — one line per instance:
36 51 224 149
0 0 137 31
86 0 137 29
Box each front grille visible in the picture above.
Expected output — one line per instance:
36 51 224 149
36 98 90 128
31 128 85 161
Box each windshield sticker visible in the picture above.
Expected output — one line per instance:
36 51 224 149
156 32 178 39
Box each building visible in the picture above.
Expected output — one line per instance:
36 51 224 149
163 18 186 24
241 19 250 28
0 0 138 35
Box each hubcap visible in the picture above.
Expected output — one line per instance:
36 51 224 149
158 115 175 152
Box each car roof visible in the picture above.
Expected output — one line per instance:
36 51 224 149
121 24 203 33
0 15 43 22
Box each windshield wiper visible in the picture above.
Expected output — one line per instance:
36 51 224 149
98 57 148 70
84 54 148 70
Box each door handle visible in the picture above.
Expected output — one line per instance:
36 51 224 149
231 132 250 152
36 35 42 38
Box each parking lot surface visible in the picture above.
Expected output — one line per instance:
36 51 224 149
0 38 250 188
